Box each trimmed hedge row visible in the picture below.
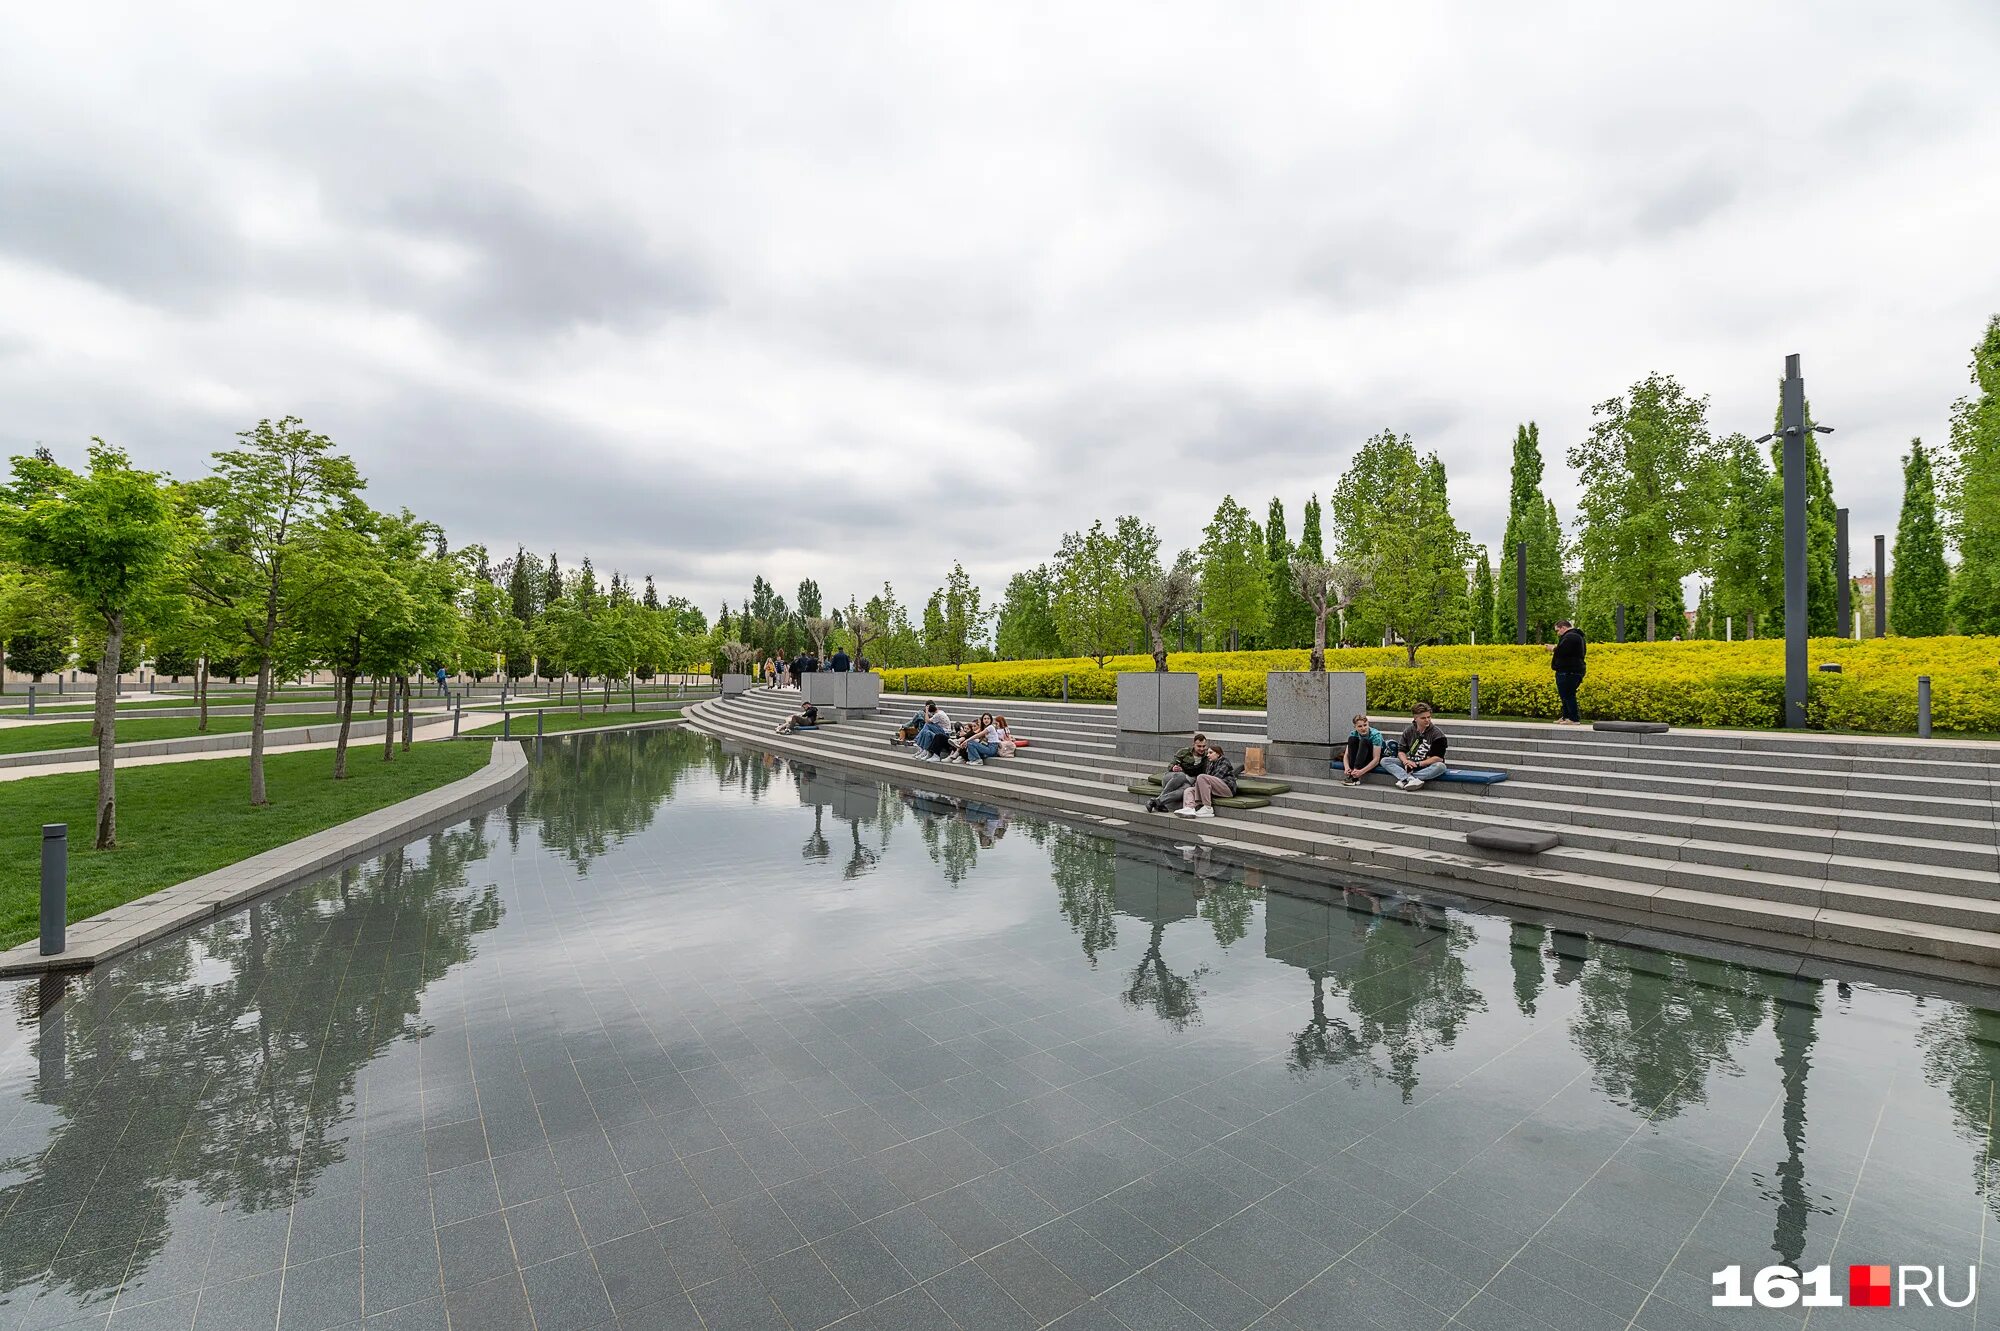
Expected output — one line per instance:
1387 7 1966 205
882 638 2000 734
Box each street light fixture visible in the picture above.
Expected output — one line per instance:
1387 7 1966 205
1754 357 1837 728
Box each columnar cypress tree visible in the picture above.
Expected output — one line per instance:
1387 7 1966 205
1263 497 1309 648
1892 439 1951 636
1473 547 1496 644
1499 423 1568 641
1949 315 2000 633
1297 494 1324 563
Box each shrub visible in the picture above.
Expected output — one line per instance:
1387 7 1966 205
886 637 2000 734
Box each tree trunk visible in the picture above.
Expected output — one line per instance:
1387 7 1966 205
196 655 210 732
249 610 277 806
382 676 398 762
333 670 356 779
1311 608 1328 672
1405 636 1420 667
1645 603 1658 643
629 670 637 712
93 613 122 849
402 675 413 752
0 639 7 694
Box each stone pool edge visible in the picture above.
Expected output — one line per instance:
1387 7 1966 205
0 740 532 977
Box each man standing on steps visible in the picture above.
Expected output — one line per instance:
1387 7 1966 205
1550 619 1586 726
829 645 851 672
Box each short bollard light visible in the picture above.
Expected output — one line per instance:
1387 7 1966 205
41 824 67 957
1062 673 1069 703
27 684 35 717
536 710 545 740
1215 674 1224 707
502 710 511 740
1918 675 1932 739
1469 674 1480 720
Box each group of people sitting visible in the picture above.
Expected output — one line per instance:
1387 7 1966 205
890 702 1017 765
764 649 870 688
1340 703 1450 789
1141 702 1453 818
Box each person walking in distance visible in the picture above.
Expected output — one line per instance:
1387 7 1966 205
1549 619 1586 726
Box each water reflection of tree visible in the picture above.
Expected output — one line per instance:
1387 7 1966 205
0 819 502 1310
1265 889 1485 1101
1918 1005 2000 1219
522 728 698 871
1566 947 1772 1121
1039 826 1119 964
1113 855 1209 1031
893 787 1010 888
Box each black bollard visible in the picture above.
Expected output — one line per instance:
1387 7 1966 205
41 824 67 956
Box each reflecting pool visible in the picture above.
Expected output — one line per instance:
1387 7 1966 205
0 729 1992 1330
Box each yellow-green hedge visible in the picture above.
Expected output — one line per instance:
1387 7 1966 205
880 638 2000 734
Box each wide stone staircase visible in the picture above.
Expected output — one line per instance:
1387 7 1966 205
684 688 2000 981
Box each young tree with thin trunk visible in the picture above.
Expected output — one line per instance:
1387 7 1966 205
1052 521 1131 667
1 442 183 848
1290 558 1365 671
1198 496 1269 652
192 418 361 806
1129 565 1199 672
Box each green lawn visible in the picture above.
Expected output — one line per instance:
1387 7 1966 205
463 708 681 736
0 711 358 756
0 742 491 950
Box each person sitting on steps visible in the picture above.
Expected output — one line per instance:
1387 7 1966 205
1342 711 1386 786
962 714 1009 765
776 701 819 734
1144 731 1208 813
1381 703 1449 790
1177 741 1238 818
891 701 941 747
909 702 953 758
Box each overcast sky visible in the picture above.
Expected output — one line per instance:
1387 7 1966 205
3 2 1996 619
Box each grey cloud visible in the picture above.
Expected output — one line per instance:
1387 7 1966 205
366 182 717 335
0 157 241 306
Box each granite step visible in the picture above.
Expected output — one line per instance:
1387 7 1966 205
688 698 2000 971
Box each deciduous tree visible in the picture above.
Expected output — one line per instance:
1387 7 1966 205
1 442 183 847
1569 375 1718 642
1197 496 1268 651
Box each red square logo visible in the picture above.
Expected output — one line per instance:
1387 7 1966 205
1848 1265 1892 1308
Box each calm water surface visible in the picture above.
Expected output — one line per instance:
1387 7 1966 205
0 729 1992 1331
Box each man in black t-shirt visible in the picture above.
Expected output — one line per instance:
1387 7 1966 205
1381 704 1449 790
777 702 819 733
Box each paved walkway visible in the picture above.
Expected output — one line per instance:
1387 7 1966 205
0 718 463 781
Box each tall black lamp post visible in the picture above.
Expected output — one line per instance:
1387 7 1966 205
1754 354 1835 729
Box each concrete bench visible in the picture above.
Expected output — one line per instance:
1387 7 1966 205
1465 826 1561 853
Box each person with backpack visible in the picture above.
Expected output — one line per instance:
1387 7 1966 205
1341 712 1386 786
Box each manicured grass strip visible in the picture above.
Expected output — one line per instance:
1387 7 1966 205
0 712 356 756
0 742 491 950
463 708 681 736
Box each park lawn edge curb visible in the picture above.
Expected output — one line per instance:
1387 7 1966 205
0 741 531 977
